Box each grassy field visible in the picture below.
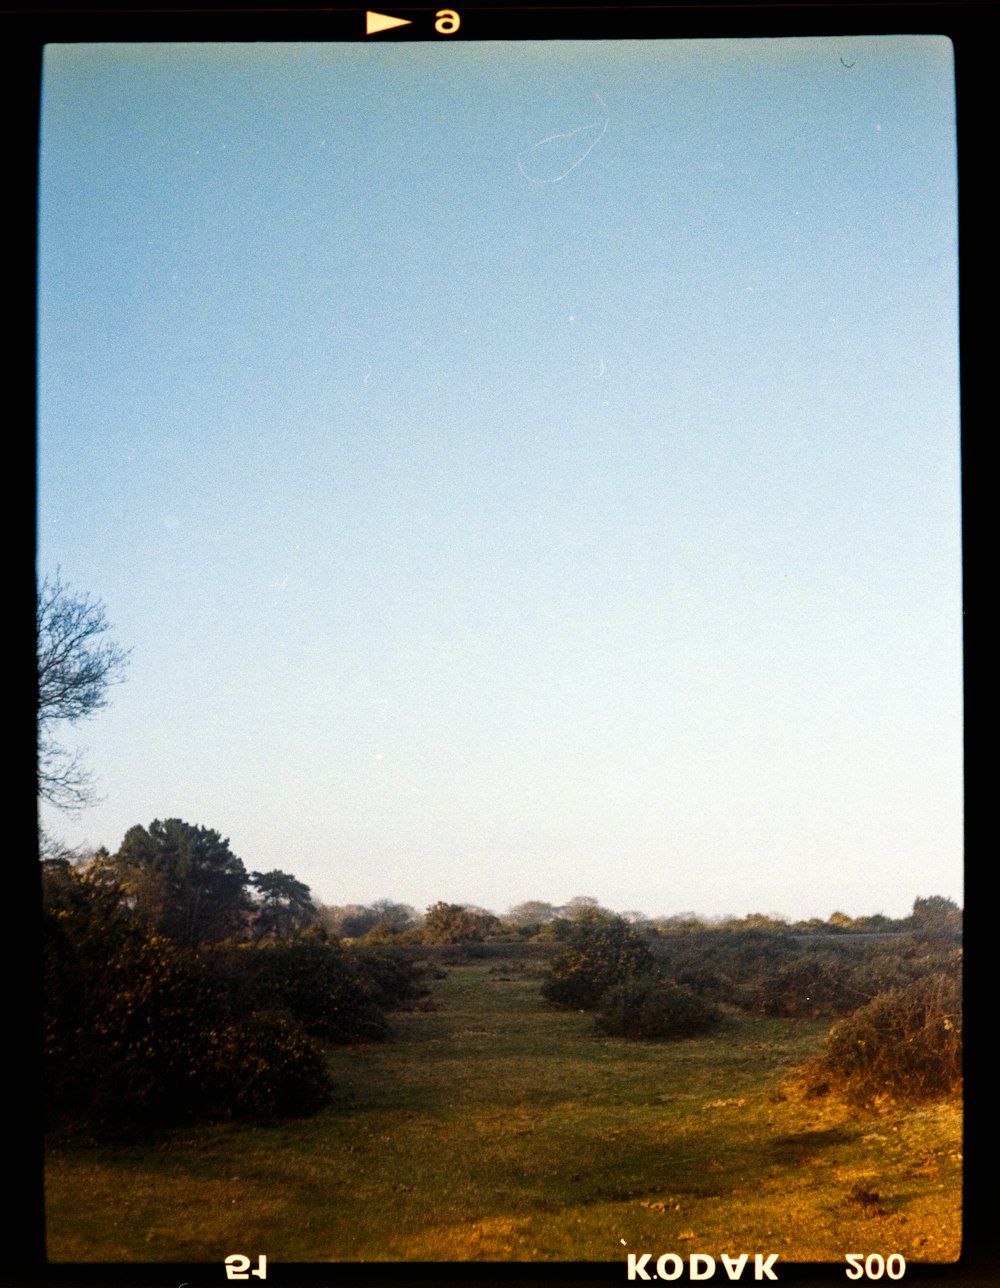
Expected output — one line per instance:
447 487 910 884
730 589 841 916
45 958 961 1264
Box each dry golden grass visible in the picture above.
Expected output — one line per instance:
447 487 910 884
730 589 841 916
45 961 961 1264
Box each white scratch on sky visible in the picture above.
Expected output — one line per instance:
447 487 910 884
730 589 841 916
517 102 609 184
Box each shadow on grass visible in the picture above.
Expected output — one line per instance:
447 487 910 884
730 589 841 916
768 1125 857 1161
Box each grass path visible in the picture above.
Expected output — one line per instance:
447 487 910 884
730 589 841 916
45 962 961 1263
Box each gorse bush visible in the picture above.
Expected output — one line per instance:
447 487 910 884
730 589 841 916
739 952 871 1019
42 860 435 1140
43 864 335 1137
596 976 720 1040
651 929 796 1012
647 930 960 1020
43 870 333 1135
202 1013 333 1120
346 944 434 1011
818 972 962 1105
206 939 390 1043
541 913 655 1010
540 917 725 1039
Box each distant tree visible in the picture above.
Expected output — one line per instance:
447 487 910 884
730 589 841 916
792 917 829 935
505 900 559 927
714 912 788 933
563 895 609 922
422 901 501 944
318 900 420 940
363 899 420 939
249 869 316 941
315 903 369 937
910 895 962 938
112 819 250 949
36 572 130 811
740 912 789 931
850 912 894 934
650 913 711 936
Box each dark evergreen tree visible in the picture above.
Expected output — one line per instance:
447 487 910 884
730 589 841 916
113 818 250 948
250 869 316 941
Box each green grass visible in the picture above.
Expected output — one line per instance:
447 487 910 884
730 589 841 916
45 961 961 1263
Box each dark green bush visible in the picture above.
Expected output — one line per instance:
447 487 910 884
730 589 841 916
648 931 957 1020
200 1012 333 1120
595 975 720 1039
741 952 871 1018
706 930 796 1011
819 973 962 1105
345 944 433 1011
207 938 390 1043
541 913 655 1010
650 929 796 1011
43 870 332 1136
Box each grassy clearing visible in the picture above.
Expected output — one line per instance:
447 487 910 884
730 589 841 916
45 961 961 1263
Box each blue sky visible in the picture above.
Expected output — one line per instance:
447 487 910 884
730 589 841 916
37 37 961 921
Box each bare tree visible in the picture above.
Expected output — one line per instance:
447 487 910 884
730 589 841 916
37 572 130 811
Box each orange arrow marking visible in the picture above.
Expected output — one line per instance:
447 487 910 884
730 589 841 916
366 10 412 33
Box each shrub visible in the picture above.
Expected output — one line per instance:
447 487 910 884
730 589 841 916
742 951 871 1018
818 973 962 1105
848 937 960 1000
541 913 655 1010
345 944 433 1011
201 1013 333 1120
745 939 962 1020
649 931 948 1020
422 902 501 944
650 928 795 1012
207 938 390 1043
43 871 333 1136
909 895 962 940
595 975 720 1039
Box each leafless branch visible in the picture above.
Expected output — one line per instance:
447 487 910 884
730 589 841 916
36 571 131 812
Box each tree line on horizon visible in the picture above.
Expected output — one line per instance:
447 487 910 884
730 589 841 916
37 574 962 1137
41 824 962 953
37 573 961 950
315 892 962 945
37 571 961 953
